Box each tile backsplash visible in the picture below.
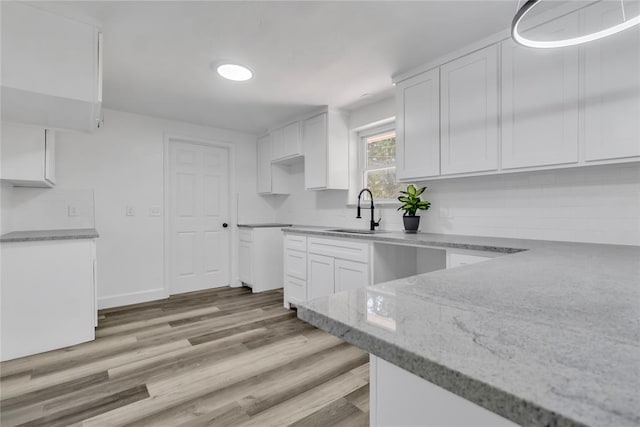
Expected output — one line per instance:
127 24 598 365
275 163 640 246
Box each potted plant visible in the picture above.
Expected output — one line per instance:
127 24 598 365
397 184 430 233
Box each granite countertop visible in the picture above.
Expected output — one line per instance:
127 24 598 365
292 227 640 427
237 223 292 228
0 228 99 242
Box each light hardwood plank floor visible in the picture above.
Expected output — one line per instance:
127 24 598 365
0 287 369 426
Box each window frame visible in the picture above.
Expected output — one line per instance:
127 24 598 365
358 123 399 202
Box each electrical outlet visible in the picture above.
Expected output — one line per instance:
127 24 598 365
149 206 161 217
67 204 79 217
126 206 136 216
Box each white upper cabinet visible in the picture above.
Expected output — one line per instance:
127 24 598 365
440 45 499 175
272 122 303 163
302 110 349 190
1 122 56 188
396 68 440 181
1 2 102 132
501 14 581 169
270 127 285 161
257 135 288 195
584 2 640 162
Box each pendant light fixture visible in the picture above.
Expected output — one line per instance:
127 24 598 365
512 0 640 48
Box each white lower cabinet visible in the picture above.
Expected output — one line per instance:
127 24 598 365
370 355 517 427
238 227 284 293
0 239 97 361
284 234 371 308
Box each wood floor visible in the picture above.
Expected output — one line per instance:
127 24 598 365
0 287 369 426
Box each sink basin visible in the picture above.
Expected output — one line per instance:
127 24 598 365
328 228 385 235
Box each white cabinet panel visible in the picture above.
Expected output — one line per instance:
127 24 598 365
270 127 285 161
239 228 284 293
1 239 96 361
238 240 253 285
285 234 307 252
283 121 302 158
1 122 55 187
371 355 517 427
256 134 288 195
584 3 640 161
441 45 498 175
501 15 580 169
396 68 440 181
285 276 307 306
335 259 369 293
303 113 328 189
1 2 102 131
308 253 335 299
307 237 370 263
302 110 349 190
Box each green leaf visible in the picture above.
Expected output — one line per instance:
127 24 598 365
414 186 426 197
407 184 416 196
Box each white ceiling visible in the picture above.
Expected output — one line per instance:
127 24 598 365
34 1 524 134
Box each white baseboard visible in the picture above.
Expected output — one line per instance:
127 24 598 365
98 288 166 309
229 278 242 288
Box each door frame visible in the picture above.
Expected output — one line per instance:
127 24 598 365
163 134 238 297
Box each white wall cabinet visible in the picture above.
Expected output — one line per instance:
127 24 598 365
302 110 349 190
1 239 97 361
440 45 498 175
1 122 56 187
1 2 103 132
272 122 303 162
396 68 441 181
584 3 640 162
501 15 580 169
256 134 288 195
238 227 285 293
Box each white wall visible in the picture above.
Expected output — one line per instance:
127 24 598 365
49 109 273 308
275 97 640 246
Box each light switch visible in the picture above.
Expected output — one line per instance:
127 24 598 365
126 206 136 216
67 204 79 217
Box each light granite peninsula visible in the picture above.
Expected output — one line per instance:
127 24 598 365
287 227 640 427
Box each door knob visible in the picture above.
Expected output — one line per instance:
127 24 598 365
222 223 228 228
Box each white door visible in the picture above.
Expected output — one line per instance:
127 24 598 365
307 253 334 299
169 140 230 294
334 259 369 293
396 68 440 181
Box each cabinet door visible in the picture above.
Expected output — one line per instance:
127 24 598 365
44 130 56 185
0 122 50 186
584 3 640 161
501 15 580 169
256 135 272 194
285 276 307 306
271 127 285 161
335 259 369 293
303 113 328 189
283 122 302 158
238 241 253 285
396 68 440 181
307 253 334 299
441 46 498 175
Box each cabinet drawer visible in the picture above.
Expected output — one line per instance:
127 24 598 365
285 249 307 280
308 237 369 263
285 234 307 252
239 229 253 243
285 276 307 305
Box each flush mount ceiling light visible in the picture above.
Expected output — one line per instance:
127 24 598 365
512 0 640 48
216 63 253 81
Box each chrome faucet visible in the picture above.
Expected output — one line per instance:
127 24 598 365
356 188 381 231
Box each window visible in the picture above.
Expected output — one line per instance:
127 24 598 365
360 126 402 201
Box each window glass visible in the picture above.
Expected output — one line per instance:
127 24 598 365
361 129 402 200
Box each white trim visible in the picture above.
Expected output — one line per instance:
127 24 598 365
163 134 237 297
98 288 165 309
